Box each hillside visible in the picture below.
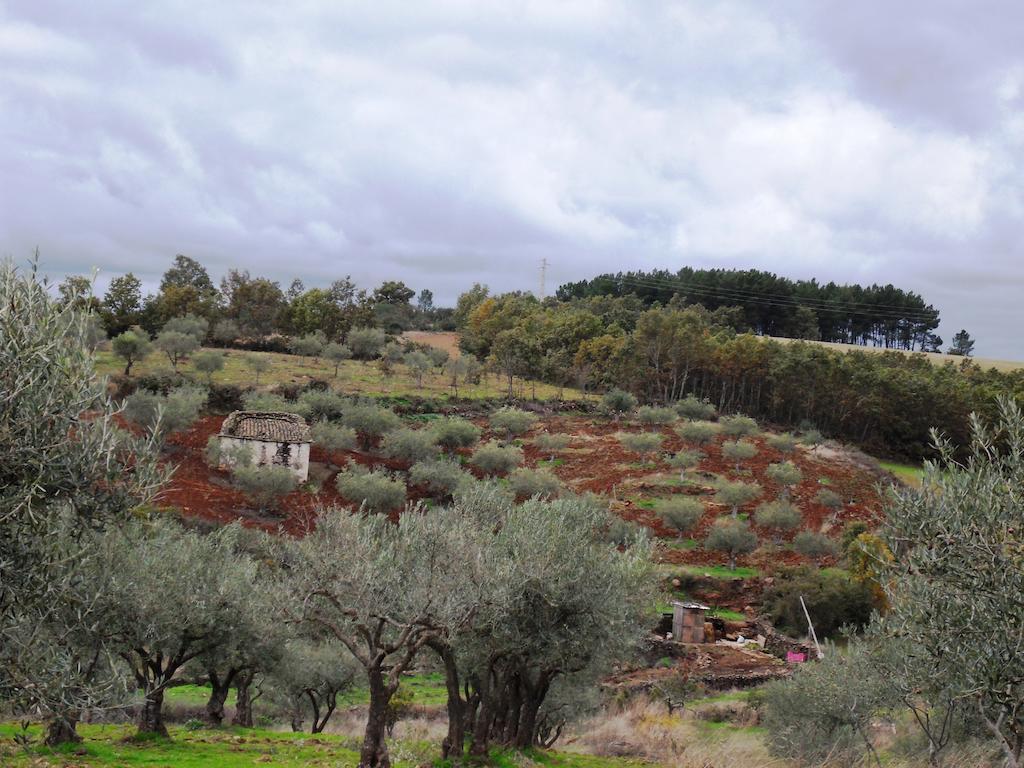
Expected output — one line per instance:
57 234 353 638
771 335 1024 372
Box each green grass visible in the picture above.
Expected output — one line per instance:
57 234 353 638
636 498 657 510
878 460 923 487
337 672 447 707
678 564 760 580
94 347 581 402
165 683 236 708
0 723 655 768
662 537 699 550
708 607 746 622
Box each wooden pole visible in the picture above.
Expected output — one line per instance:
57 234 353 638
799 595 824 659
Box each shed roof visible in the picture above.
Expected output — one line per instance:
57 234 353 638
672 600 710 611
220 411 311 443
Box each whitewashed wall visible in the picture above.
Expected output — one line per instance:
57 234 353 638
218 435 310 481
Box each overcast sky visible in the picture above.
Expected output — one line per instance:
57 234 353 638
2 1 1022 357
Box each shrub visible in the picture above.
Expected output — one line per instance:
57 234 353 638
815 488 843 512
721 440 757 469
192 350 225 384
763 566 875 638
381 428 438 463
600 389 637 420
347 327 387 359
635 406 677 426
296 390 348 422
606 517 650 546
341 402 401 450
713 479 761 517
676 421 719 446
657 497 704 537
425 347 449 368
666 449 703 480
232 464 298 512
290 333 325 358
534 432 570 459
617 431 663 456
242 391 296 412
508 467 562 498
766 433 797 453
719 414 759 438
792 531 837 558
489 407 537 438
123 385 207 437
705 518 758 570
311 422 357 454
766 461 802 497
204 435 253 469
206 383 245 414
469 440 523 476
754 500 802 542
409 459 471 496
155 330 198 370
163 313 208 340
799 428 824 447
676 395 717 421
335 464 406 513
431 417 481 451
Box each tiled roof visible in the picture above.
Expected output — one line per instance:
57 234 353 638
220 411 311 443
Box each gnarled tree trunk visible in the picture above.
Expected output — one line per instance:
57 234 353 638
205 669 236 726
137 688 168 737
45 712 81 746
232 671 255 727
360 667 393 768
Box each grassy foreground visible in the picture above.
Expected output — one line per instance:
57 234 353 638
94 347 582 402
0 722 653 768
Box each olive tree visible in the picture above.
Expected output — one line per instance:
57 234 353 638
404 350 432 388
100 519 259 738
347 326 388 359
381 427 439 463
290 332 325 359
490 406 537 439
719 414 759 438
766 432 798 453
535 433 570 461
155 329 199 371
766 461 803 498
600 388 637 421
266 638 358 734
635 405 677 427
243 353 271 385
123 385 207 439
192 349 225 384
617 431 663 457
754 500 802 543
342 401 401 450
676 395 716 421
705 518 758 570
721 439 757 470
288 506 479 768
879 399 1024 767
163 313 208 341
432 417 481 452
657 497 704 538
111 326 152 375
666 449 703 482
410 458 473 497
676 420 719 446
713 479 761 518
335 463 407 514
232 465 298 513
508 467 563 498
311 422 357 454
469 440 524 476
324 342 352 377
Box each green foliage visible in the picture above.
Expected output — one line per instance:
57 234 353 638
242 391 295 413
403 350 432 387
765 432 797 453
163 313 208 341
242 353 271 384
381 427 438 463
799 428 824 447
425 346 449 368
489 406 537 438
409 458 471 496
508 467 562 498
469 440 524 476
665 449 703 475
762 640 894 766
721 439 757 468
231 464 298 511
616 431 663 455
754 500 802 540
111 326 152 375
705 518 758 564
719 414 759 437
295 389 348 422
323 342 352 376
289 333 325 358
766 460 802 492
211 319 240 344
335 463 406 513
635 405 677 426
124 385 207 437
192 350 225 383
763 566 875 638
713 479 761 516
534 432 570 456
676 420 719 446
154 330 199 370
676 395 716 421
600 388 637 418
431 417 482 451
340 402 401 449
792 531 837 558
656 496 704 536
814 487 843 511
840 520 869 551
346 326 387 359
310 422 357 454
605 516 650 546
203 434 253 469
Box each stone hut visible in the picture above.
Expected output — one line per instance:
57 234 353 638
218 411 312 481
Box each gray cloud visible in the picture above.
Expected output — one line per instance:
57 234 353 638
0 0 1021 357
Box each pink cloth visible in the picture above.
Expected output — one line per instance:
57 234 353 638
786 651 807 663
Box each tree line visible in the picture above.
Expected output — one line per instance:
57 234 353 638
557 267 946 351
456 287 1020 460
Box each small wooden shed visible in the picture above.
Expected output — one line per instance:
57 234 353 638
672 601 710 644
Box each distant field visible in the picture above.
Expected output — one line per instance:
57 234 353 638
94 345 582 402
771 336 1023 373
